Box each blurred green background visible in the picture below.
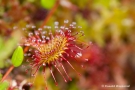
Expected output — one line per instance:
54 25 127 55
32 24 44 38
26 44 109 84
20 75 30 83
0 0 135 90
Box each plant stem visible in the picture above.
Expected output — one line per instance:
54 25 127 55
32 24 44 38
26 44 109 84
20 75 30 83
1 65 14 82
40 0 60 28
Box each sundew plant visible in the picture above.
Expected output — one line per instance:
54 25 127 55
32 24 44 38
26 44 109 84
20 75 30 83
0 20 88 90
1 0 135 90
22 21 88 86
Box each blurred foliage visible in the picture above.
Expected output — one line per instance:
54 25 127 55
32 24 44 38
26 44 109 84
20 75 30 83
0 81 9 90
41 0 56 9
0 0 135 90
0 31 22 68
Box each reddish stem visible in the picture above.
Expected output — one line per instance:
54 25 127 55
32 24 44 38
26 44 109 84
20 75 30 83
1 65 14 82
40 0 60 28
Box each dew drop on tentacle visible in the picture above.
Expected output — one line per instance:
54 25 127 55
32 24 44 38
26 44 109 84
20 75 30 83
13 26 18 30
64 20 69 24
65 28 69 31
41 31 47 39
26 24 31 28
58 29 65 36
31 25 36 29
81 65 84 68
69 24 73 27
22 28 26 31
47 26 51 30
72 22 76 25
76 39 90 49
54 62 67 82
74 31 84 40
43 25 47 29
26 59 30 62
55 60 60 67
60 26 65 29
27 53 31 56
62 56 81 76
54 21 59 26
31 38 36 43
49 66 58 86
34 31 40 36
81 58 89 69
75 52 82 58
72 32 79 37
55 25 59 29
24 53 28 57
60 62 72 81
84 58 89 62
29 48 32 52
22 28 28 34
41 35 46 40
78 26 82 29
21 65 25 68
46 37 50 42
24 43 30 46
43 63 46 66
37 39 42 44
71 22 77 28
81 62 86 69
31 64 41 77
38 28 42 31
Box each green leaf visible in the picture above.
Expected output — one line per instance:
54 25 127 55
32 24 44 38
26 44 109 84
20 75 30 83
0 81 9 90
41 0 56 9
11 46 24 67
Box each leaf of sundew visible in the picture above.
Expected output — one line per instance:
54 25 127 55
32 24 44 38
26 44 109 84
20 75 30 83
0 81 9 90
11 46 24 67
41 0 56 9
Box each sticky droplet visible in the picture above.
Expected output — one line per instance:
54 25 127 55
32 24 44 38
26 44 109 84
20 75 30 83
64 20 69 23
54 21 59 25
85 59 89 61
43 63 46 66
75 52 82 58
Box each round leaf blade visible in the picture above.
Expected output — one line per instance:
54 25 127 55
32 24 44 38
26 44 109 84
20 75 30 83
11 46 24 67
